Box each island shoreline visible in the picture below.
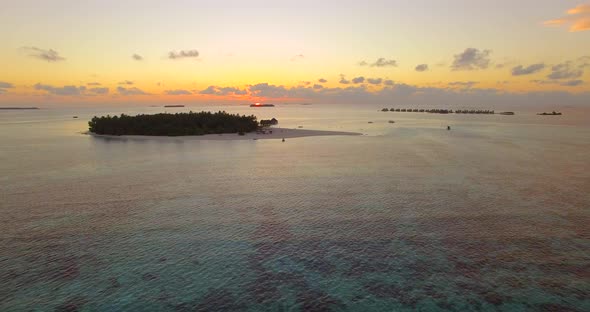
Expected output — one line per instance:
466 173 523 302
86 128 362 141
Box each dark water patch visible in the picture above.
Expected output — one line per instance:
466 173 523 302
142 272 158 281
53 296 87 312
366 282 418 308
296 289 345 312
538 303 582 312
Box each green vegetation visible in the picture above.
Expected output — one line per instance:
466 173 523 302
88 111 259 136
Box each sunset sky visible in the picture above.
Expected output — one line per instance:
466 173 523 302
1 0 589 106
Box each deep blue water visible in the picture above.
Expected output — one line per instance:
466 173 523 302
1 105 589 311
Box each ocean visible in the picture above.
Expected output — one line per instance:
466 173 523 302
1 104 589 311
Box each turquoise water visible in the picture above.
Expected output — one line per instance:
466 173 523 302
1 105 589 311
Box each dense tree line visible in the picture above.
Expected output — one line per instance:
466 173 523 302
88 111 259 136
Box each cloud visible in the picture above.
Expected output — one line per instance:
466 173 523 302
34 83 85 96
544 4 590 32
561 80 584 86
547 62 584 80
291 54 304 61
339 74 350 85
451 48 492 71
88 87 109 95
0 81 14 94
132 54 143 61
199 86 247 96
360 58 398 67
165 89 192 95
21 47 65 62
415 64 429 72
118 80 134 85
367 78 382 85
313 84 323 89
117 86 148 95
511 63 545 76
168 50 199 59
184 81 590 107
448 81 479 88
249 83 290 97
352 77 365 84
318 78 327 83
87 82 101 86
532 79 584 87
384 80 394 86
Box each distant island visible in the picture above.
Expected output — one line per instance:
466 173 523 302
0 107 39 110
537 111 562 116
164 105 185 108
250 103 275 107
88 111 259 136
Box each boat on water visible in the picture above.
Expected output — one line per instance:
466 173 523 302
250 103 275 107
164 105 185 108
499 112 515 115
537 111 562 116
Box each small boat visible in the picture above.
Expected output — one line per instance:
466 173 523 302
499 112 515 115
73 116 78 118
537 111 562 116
388 120 395 123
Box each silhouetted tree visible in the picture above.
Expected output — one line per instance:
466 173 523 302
88 111 259 136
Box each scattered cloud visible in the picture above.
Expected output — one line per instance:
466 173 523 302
448 81 479 88
547 61 584 80
544 4 590 32
195 81 590 107
117 86 148 95
291 54 304 61
249 83 291 98
118 80 134 85
511 63 545 76
165 89 192 95
313 84 323 89
384 80 394 86
561 80 584 86
21 47 65 62
199 86 247 96
415 64 429 72
168 50 199 59
87 82 101 86
88 87 109 95
451 48 491 71
367 78 382 85
0 81 14 94
532 79 584 87
34 83 85 96
318 78 327 83
352 77 365 84
132 54 143 61
360 58 398 67
339 74 350 85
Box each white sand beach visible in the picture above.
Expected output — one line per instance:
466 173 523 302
87 128 362 141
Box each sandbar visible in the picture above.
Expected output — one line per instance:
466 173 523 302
87 127 362 141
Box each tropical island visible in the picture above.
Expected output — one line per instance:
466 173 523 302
88 111 259 136
537 111 562 115
0 107 39 110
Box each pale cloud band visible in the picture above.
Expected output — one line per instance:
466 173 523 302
544 4 590 32
20 47 65 62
